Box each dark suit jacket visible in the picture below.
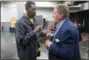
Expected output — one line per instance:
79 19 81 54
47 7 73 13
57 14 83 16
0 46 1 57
15 15 37 60
49 20 81 60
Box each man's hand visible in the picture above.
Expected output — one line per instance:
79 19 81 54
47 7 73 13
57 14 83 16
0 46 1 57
46 33 53 38
44 40 52 48
47 24 53 31
34 25 42 32
47 24 53 33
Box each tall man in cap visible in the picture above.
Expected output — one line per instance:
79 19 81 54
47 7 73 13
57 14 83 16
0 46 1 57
15 1 41 60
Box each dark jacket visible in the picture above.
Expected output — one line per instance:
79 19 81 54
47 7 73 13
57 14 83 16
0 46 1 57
15 15 37 60
49 20 81 60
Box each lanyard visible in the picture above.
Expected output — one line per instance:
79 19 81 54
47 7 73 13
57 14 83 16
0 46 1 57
54 20 66 37
53 20 66 42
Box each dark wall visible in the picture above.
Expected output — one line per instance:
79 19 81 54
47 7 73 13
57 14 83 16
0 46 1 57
83 10 89 33
70 9 89 33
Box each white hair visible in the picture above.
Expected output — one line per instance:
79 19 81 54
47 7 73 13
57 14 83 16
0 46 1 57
54 4 69 18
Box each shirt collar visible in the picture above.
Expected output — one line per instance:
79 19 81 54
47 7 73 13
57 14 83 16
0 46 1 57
25 14 34 24
55 18 68 30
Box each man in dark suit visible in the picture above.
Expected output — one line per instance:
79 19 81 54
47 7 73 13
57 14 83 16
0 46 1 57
45 4 81 60
15 1 41 60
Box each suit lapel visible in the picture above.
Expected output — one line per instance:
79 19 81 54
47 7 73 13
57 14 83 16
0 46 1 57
53 20 68 42
54 20 67 37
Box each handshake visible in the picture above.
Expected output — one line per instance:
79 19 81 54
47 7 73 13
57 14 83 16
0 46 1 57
34 25 42 33
34 25 53 38
34 25 53 48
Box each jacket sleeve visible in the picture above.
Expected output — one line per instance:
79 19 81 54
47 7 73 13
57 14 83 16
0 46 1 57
15 22 36 45
49 30 77 57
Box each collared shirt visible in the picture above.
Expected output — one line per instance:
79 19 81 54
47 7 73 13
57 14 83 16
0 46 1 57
56 20 65 31
25 14 34 24
56 18 69 30
24 14 37 30
30 18 34 24
54 19 66 36
53 18 68 42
